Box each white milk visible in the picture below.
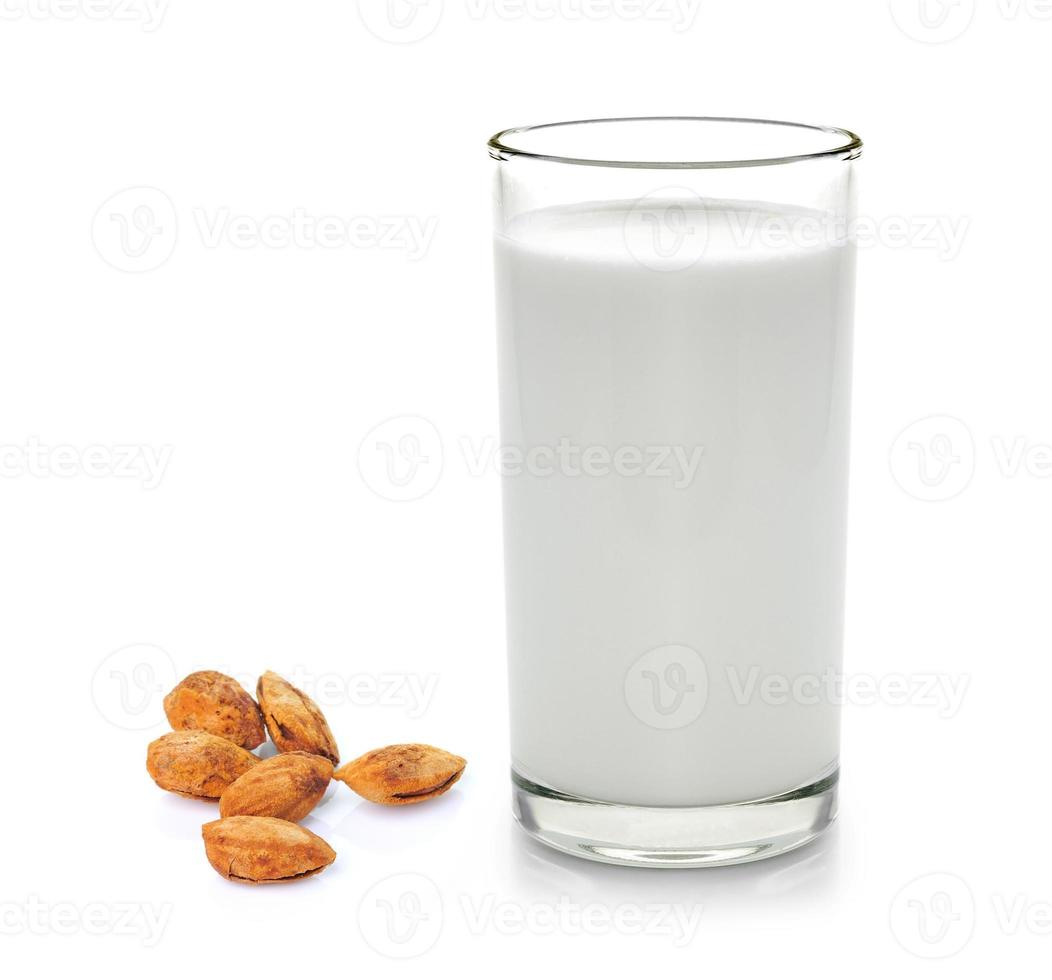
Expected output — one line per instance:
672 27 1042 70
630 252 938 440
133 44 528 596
495 200 854 807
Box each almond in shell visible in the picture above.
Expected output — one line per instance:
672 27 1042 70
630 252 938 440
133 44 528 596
147 730 259 800
219 752 333 822
202 816 336 884
256 671 339 764
333 743 466 806
164 670 266 749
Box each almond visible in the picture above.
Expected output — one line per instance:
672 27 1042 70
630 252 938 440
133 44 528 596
219 752 333 822
333 743 466 806
201 816 336 884
256 671 339 764
164 671 266 749
146 730 259 800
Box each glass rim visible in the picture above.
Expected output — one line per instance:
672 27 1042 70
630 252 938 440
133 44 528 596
487 116 863 170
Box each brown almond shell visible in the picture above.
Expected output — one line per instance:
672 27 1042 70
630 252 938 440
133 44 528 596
201 816 336 884
219 752 333 822
146 730 259 800
256 671 339 765
333 743 465 806
164 670 266 749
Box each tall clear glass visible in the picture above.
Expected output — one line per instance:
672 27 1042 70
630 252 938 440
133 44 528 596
489 117 861 867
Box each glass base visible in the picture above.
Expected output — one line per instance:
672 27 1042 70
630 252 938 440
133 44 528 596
512 767 838 868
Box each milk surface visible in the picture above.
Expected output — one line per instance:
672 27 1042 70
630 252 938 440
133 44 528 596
495 200 855 807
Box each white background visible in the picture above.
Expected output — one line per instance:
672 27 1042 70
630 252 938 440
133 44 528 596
2 0 1050 975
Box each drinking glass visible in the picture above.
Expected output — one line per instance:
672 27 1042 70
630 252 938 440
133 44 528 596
489 117 861 867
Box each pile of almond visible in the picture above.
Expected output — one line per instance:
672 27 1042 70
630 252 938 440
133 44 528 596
146 669 465 884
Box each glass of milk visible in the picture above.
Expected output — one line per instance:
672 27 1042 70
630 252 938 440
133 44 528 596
489 117 862 867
